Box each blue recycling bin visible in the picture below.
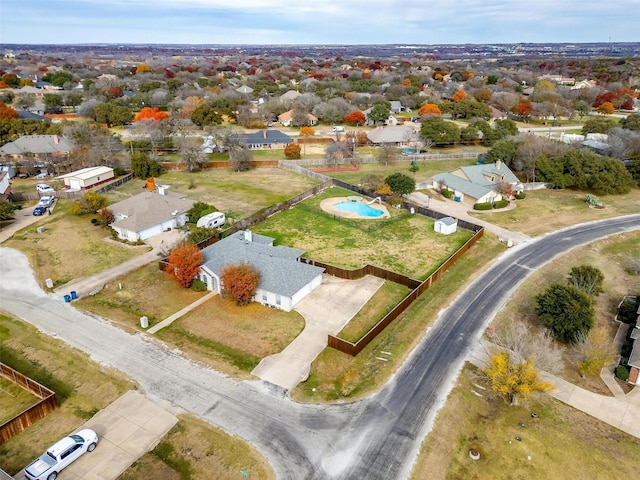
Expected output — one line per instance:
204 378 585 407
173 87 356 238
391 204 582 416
70 291 78 300
64 294 71 303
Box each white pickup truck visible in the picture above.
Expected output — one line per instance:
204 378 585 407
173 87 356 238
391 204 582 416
24 428 98 480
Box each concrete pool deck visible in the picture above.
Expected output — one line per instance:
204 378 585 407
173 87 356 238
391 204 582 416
320 196 390 219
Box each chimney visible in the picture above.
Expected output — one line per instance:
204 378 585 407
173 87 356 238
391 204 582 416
495 160 501 170
244 230 252 243
53 135 59 144
263 130 267 139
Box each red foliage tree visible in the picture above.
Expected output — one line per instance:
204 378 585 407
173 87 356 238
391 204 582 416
166 242 203 288
0 102 19 120
513 101 533 117
343 110 366 125
134 106 169 123
108 86 124 98
220 263 261 306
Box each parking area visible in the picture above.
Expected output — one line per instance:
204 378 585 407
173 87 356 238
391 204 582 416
14 390 177 480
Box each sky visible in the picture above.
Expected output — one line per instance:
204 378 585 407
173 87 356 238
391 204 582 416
0 0 637 45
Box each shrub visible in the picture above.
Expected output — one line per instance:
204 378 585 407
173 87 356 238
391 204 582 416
190 279 207 292
493 199 509 209
441 189 453 199
409 164 419 173
515 191 526 200
474 202 493 210
616 364 630 381
91 218 99 225
617 297 640 323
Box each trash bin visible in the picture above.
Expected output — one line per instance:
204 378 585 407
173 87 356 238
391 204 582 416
64 294 71 303
70 291 78 300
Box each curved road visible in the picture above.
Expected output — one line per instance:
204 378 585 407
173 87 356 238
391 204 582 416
2 215 640 479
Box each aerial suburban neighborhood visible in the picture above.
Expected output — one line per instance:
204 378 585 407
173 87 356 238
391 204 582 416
1 36 640 480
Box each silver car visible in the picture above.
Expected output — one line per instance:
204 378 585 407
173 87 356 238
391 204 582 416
24 428 98 480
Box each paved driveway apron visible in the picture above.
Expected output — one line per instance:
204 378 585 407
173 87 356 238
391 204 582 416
252 274 384 391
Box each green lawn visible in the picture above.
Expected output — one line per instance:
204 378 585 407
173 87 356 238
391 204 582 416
253 187 473 279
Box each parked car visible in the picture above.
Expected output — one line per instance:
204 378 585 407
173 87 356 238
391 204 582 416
24 428 98 480
36 183 55 194
38 196 55 207
33 206 47 216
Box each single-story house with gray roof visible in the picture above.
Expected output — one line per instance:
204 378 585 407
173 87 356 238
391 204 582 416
197 230 325 312
431 160 523 205
109 188 194 242
244 130 293 150
0 135 74 161
366 126 413 145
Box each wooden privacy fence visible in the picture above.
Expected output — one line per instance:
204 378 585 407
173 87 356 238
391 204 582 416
161 160 280 171
327 226 484 356
0 363 57 445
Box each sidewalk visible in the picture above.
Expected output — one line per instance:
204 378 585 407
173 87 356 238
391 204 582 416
148 291 217 333
467 340 640 440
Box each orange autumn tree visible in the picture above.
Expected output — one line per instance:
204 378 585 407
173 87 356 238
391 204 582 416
220 263 261 306
344 110 366 125
134 107 169 123
452 90 467 102
0 102 19 120
166 241 203 288
596 101 615 115
418 103 441 117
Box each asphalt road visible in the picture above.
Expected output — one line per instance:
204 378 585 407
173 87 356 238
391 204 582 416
2 215 640 479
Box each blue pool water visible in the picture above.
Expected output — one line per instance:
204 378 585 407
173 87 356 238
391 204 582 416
335 201 383 217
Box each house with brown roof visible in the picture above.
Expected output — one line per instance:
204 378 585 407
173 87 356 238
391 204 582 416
278 110 317 127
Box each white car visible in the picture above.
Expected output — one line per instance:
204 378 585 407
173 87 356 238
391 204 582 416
38 196 55 207
36 184 55 194
24 428 98 480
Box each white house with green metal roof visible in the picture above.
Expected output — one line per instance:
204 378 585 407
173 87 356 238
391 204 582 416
431 160 523 205
197 230 324 312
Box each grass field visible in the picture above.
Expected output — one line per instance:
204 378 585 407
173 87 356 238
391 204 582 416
3 200 149 287
0 376 40 424
104 167 320 220
469 188 640 237
410 364 640 480
254 186 474 279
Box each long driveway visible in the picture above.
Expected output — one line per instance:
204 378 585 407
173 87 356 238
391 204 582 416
2 215 640 479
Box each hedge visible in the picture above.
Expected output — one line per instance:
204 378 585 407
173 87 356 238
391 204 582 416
515 191 526 200
474 202 493 210
616 364 630 382
493 199 509 209
441 189 453 199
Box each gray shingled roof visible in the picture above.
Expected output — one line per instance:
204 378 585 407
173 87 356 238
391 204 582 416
244 130 292 145
367 126 413 144
201 231 324 297
0 135 74 155
629 335 640 369
432 172 494 200
110 191 194 233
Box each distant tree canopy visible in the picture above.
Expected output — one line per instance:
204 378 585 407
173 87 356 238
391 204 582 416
42 71 74 88
582 116 619 134
420 117 460 146
93 102 133 126
191 104 223 127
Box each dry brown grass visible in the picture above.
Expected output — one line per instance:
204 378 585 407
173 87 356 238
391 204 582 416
0 376 40 424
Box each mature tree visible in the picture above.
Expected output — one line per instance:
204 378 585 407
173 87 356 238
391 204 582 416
484 351 553 405
567 265 604 296
492 320 562 373
43 93 64 113
186 201 217 224
621 113 640 131
70 191 110 215
229 145 253 171
166 241 203 288
344 110 366 126
325 141 355 165
582 116 618 134
179 137 206 172
536 284 595 343
299 126 315 155
220 262 261 306
0 102 19 120
191 104 222 127
13 93 36 110
188 226 219 245
97 207 115 226
377 144 400 165
42 71 74 88
360 174 385 193
94 102 133 126
134 107 169 123
0 202 15 221
368 100 391 125
385 172 415 196
596 101 615 115
417 103 441 117
130 151 162 178
284 143 301 159
420 117 460 146
484 139 520 166
451 90 467 102
180 96 204 119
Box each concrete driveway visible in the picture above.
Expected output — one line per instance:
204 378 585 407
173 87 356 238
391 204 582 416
14 390 177 480
251 274 384 391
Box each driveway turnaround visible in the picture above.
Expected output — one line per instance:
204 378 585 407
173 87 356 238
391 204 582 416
252 274 384 390
14 390 177 480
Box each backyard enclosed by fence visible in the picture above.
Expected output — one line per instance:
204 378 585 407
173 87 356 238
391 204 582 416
0 363 57 445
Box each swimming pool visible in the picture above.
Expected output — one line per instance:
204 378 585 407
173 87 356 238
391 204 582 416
334 201 384 217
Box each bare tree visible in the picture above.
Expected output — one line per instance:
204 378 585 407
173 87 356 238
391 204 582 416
229 145 253 172
179 137 206 172
492 321 562 374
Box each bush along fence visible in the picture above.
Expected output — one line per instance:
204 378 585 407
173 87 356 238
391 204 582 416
0 362 57 445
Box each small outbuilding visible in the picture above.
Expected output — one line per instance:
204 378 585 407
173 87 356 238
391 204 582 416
434 216 458 235
57 166 114 190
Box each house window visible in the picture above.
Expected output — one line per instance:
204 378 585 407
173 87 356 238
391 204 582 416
262 293 267 302
275 294 281 306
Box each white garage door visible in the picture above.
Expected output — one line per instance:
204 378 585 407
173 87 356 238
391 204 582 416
69 179 82 191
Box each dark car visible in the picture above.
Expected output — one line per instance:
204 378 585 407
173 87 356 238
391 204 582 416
33 206 47 216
